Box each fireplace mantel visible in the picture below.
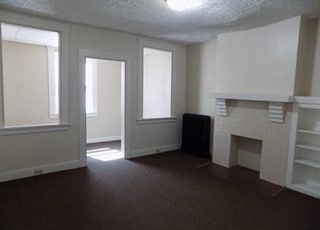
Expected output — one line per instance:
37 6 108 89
213 93 294 123
212 93 294 103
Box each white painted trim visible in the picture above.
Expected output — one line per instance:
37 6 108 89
78 49 133 164
216 98 227 116
138 39 177 121
87 136 121 144
0 24 4 128
0 160 83 183
286 103 299 187
137 117 177 125
295 96 320 104
269 102 285 123
127 143 181 159
212 93 294 103
0 124 70 136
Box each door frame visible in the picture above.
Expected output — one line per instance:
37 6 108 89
78 49 132 165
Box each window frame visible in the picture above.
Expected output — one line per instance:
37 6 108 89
137 39 177 125
0 11 70 135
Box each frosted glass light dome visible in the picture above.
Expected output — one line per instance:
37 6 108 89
166 0 204 11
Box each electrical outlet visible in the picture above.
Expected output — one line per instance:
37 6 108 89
34 169 43 175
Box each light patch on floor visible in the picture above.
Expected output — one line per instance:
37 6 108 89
87 147 123 162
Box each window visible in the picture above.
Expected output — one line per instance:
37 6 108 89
48 47 59 118
85 58 98 116
142 47 173 119
0 17 69 132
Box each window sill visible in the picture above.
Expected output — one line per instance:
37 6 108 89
0 124 71 136
137 117 178 125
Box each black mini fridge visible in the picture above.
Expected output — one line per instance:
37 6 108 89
181 113 211 158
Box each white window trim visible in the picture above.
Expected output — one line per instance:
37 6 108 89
0 11 70 135
138 39 177 125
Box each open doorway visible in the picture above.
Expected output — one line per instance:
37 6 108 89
85 57 125 162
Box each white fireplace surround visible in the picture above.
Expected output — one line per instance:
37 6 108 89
212 93 293 186
213 93 294 123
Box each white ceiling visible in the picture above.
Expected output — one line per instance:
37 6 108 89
2 23 59 47
0 0 320 44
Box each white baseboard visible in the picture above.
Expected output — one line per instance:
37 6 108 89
87 136 121 144
127 143 181 159
0 160 83 183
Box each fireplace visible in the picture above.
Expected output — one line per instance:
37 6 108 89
212 97 293 186
230 135 262 172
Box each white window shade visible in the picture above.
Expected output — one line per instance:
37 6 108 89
48 47 59 118
86 58 98 116
143 47 172 119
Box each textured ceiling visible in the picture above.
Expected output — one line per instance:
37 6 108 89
0 0 320 44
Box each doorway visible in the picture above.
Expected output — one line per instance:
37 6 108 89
79 49 131 165
86 58 124 161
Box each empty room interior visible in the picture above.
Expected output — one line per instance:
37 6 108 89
0 1 320 229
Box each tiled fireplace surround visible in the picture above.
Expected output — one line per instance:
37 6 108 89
213 99 292 186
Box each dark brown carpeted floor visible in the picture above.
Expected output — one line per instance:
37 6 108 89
0 151 319 230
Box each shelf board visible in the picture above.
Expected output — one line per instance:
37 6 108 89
291 181 320 199
295 96 320 105
296 143 320 152
212 93 294 102
297 129 320 135
295 158 320 169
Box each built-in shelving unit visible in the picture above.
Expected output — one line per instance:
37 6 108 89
287 97 320 199
297 129 320 135
296 143 320 152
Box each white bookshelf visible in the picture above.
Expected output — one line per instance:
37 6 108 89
286 97 320 199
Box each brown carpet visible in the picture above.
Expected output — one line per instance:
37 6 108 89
0 151 319 230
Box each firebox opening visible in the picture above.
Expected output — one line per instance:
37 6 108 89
230 135 262 172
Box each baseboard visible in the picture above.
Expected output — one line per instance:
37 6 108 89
87 136 121 144
127 143 181 159
0 160 83 183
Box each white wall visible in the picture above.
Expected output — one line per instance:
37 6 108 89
0 10 186 180
2 41 58 126
215 17 301 96
311 18 320 96
186 39 217 152
295 17 318 96
186 39 216 117
86 59 121 142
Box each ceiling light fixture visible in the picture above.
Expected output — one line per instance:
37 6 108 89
166 0 204 12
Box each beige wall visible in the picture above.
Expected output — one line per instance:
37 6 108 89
186 39 216 117
295 17 318 96
311 18 320 96
215 17 301 96
2 41 58 126
0 10 186 179
86 59 121 141
186 39 217 152
186 16 320 113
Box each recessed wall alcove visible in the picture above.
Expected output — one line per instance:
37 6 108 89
230 135 262 172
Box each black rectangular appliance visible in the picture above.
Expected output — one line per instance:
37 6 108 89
181 113 211 158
